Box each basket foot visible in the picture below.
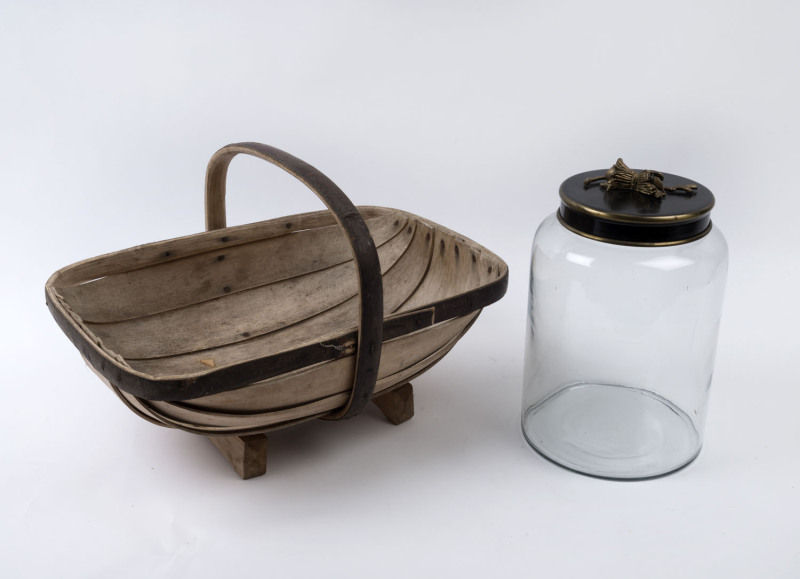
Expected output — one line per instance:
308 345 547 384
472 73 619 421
208 434 268 479
372 382 414 425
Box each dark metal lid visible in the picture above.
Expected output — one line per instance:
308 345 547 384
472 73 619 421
558 159 715 246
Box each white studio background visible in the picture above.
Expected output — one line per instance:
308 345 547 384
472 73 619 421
1 1 798 577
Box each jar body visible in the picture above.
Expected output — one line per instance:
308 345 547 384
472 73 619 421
522 212 728 479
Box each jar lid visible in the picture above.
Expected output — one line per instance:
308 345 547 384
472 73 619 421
558 159 715 246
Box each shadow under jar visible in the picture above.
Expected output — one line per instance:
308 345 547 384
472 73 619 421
522 164 728 479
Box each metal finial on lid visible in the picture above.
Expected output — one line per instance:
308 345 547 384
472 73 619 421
583 158 698 199
558 160 716 246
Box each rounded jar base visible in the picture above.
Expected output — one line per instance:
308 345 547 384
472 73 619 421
522 383 701 479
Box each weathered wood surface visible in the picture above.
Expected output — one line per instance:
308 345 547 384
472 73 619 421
373 383 414 425
50 206 505 435
208 385 414 479
53 208 362 286
123 219 431 376
85 216 411 359
46 142 509 438
209 434 268 479
117 313 477 435
205 142 385 421
58 213 404 323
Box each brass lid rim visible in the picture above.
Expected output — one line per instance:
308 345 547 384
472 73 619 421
558 189 715 225
557 209 714 246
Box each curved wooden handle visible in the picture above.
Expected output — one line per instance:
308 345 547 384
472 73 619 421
205 142 383 420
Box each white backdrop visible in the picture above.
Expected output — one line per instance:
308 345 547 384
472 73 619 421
2 1 798 577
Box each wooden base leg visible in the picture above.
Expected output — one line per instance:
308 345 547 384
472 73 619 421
208 434 268 479
372 382 414 425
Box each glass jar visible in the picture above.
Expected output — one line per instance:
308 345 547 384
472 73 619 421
522 161 728 479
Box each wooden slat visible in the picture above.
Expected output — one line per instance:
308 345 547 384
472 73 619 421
58 213 405 323
398 228 492 312
178 313 474 413
85 219 416 359
125 219 434 378
54 209 344 286
120 313 477 433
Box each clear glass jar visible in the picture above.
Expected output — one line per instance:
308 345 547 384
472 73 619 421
522 162 728 479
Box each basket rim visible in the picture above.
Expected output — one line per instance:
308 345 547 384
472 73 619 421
46 206 508 402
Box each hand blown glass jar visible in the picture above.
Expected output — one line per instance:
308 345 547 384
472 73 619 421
522 160 728 479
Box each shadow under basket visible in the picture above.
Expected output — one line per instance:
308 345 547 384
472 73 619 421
46 142 508 478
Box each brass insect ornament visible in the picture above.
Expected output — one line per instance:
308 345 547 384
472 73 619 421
583 158 697 199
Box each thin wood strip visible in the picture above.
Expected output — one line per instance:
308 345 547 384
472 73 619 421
48 206 507 291
178 313 474 413
53 209 343 286
399 228 481 312
125 219 433 377
46 207 508 404
85 220 413 359
119 313 477 434
105 310 482 438
47 256 506 403
59 213 405 323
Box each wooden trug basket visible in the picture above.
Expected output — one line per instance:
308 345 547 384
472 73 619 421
46 143 508 478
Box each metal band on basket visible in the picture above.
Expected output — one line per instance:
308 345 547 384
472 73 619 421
204 142 384 420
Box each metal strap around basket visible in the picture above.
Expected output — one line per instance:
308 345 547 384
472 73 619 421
205 142 383 420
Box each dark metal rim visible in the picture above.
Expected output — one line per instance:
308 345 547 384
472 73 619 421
46 268 508 403
558 204 713 246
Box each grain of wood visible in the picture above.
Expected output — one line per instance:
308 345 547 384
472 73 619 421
47 142 508 441
58 213 404 323
124 220 432 378
85 218 413 359
208 434 267 479
178 314 475 413
115 313 477 434
372 383 414 425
